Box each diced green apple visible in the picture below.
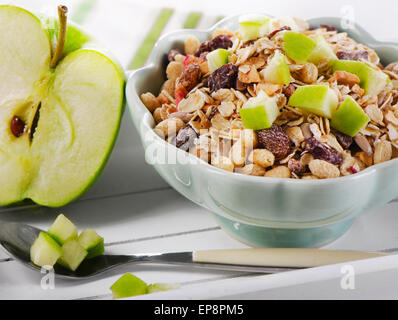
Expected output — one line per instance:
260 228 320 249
308 35 337 64
331 96 369 137
239 14 270 41
283 31 316 63
47 214 78 245
260 51 291 85
288 85 338 118
58 239 88 271
206 48 231 73
78 229 104 259
147 283 180 294
30 232 62 267
110 273 147 299
239 90 280 130
332 60 389 96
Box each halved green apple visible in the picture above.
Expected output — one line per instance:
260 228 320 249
239 14 270 42
0 5 124 207
288 85 338 118
239 90 280 130
283 31 316 64
332 60 388 96
260 51 291 85
207 48 231 73
308 35 337 65
331 96 369 137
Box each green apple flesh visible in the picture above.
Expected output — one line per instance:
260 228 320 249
239 90 280 130
110 273 148 299
47 214 78 245
288 85 338 118
239 14 270 42
30 232 62 267
0 5 124 207
260 51 291 85
332 60 388 96
283 31 316 64
147 283 180 294
58 239 87 271
207 48 231 73
331 96 369 137
308 35 337 65
78 229 104 259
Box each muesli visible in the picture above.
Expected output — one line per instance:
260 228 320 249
141 14 398 179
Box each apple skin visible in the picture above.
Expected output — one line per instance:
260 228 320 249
30 232 62 267
308 35 337 65
207 48 231 73
283 31 316 64
239 14 270 42
260 51 291 85
288 85 338 118
331 96 369 137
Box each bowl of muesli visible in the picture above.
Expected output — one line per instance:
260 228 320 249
126 14 398 247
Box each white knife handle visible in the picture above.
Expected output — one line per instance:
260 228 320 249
193 248 386 268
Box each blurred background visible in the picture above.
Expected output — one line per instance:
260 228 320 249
7 0 398 70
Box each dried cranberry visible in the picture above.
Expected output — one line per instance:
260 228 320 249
175 125 198 151
304 137 343 165
168 49 182 62
331 129 353 149
256 124 291 160
288 158 305 175
208 63 238 93
178 63 201 93
336 50 369 61
349 166 358 174
195 34 233 57
10 116 25 137
268 26 291 38
320 24 338 31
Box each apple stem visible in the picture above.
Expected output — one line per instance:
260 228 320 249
50 5 68 68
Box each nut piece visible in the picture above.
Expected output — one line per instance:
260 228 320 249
166 61 183 81
354 134 372 155
257 124 291 160
230 140 246 167
285 126 305 146
154 118 185 137
212 156 234 172
236 164 266 176
331 70 360 87
299 63 318 84
265 166 291 178
241 129 258 149
184 35 201 55
308 159 340 179
248 149 275 168
374 140 392 164
141 92 161 112
153 108 163 123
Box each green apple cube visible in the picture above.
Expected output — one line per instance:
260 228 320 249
110 273 147 299
207 48 231 73
47 214 78 245
147 283 180 294
58 239 88 271
78 229 104 259
239 90 280 130
30 232 62 267
331 96 369 137
288 85 338 118
283 31 316 63
0 5 124 207
308 35 337 64
332 60 388 95
239 14 270 41
260 51 291 85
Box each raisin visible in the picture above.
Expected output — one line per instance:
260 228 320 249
331 129 353 149
10 116 25 137
178 63 201 93
304 137 343 165
336 50 369 61
288 158 305 175
195 34 233 57
208 63 238 93
175 125 198 151
268 26 291 38
256 124 291 160
320 24 338 31
168 49 182 62
284 84 296 100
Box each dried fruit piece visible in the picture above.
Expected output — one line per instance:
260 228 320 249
195 34 233 57
304 137 343 165
168 49 182 62
336 50 369 61
175 125 198 151
287 158 305 175
208 63 238 93
248 148 275 168
178 63 201 92
319 24 338 31
257 124 291 160
331 129 353 149
268 26 291 38
184 35 201 55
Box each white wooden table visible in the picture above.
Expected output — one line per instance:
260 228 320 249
2 0 398 300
